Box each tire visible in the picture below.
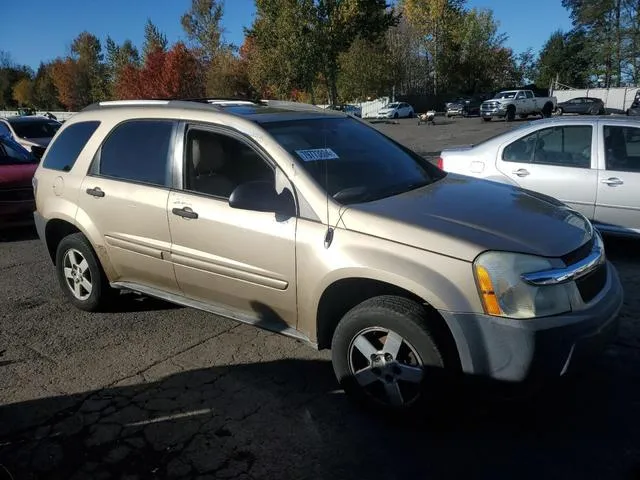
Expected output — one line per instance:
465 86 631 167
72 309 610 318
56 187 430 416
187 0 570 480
542 103 553 118
55 232 116 312
393 112 399 119
331 295 448 415
482 117 492 122
505 106 516 122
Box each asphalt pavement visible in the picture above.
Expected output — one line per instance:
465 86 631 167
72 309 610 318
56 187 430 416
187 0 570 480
1 117 640 480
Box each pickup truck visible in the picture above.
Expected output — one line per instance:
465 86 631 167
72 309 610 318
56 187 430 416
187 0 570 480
480 89 557 122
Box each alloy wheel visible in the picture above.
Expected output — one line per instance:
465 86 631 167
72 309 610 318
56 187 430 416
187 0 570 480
348 327 424 407
63 248 93 301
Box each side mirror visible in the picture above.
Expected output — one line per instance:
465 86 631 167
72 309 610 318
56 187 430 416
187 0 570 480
228 180 294 215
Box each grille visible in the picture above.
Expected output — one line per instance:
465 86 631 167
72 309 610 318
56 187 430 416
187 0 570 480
576 264 607 303
0 187 34 202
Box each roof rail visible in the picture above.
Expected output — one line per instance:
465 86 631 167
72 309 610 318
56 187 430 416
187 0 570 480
82 100 171 111
259 100 327 112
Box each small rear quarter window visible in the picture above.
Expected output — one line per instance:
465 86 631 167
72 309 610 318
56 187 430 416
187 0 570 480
42 121 100 172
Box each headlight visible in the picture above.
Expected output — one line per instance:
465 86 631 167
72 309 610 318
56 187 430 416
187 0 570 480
473 251 571 319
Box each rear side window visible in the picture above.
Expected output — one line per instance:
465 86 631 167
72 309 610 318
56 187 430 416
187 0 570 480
98 120 175 187
42 121 100 172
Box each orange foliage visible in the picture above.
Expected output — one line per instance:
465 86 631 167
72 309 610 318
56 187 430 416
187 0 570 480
115 43 204 99
50 58 83 110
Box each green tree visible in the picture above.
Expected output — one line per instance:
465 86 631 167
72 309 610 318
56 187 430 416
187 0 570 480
337 37 393 101
106 37 140 98
71 31 108 103
536 30 593 88
249 0 398 104
142 19 168 61
181 0 226 63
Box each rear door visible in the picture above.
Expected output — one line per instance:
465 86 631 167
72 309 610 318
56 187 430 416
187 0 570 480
495 123 598 219
593 122 640 234
77 119 180 292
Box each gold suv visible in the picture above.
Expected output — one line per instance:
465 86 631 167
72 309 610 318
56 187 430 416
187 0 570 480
33 99 623 412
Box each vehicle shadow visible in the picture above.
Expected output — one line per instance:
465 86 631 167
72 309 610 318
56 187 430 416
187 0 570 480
107 291 184 313
0 225 38 243
1 351 639 479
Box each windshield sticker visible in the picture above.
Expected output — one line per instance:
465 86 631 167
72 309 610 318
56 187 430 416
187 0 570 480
295 148 339 162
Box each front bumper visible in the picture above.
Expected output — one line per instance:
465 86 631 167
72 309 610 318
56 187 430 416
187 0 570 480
480 107 505 118
377 112 395 119
439 261 623 383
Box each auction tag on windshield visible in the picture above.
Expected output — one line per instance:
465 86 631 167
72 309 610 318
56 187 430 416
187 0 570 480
295 148 339 162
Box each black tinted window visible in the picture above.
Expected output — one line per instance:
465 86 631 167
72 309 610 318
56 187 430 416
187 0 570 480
604 125 640 172
99 120 174 187
262 117 443 204
184 128 273 198
10 119 60 138
42 121 100 172
503 125 592 168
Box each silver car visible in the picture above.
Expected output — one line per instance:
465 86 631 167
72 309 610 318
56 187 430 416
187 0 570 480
439 116 640 237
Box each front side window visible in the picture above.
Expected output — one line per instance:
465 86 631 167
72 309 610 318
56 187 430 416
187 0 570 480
42 121 101 172
503 125 592 168
183 128 274 199
98 120 175 187
603 125 640 173
261 117 444 204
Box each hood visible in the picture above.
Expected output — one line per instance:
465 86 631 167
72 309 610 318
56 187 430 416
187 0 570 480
340 173 592 262
0 163 38 189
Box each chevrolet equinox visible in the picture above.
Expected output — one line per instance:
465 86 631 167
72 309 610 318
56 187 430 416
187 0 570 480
33 99 624 412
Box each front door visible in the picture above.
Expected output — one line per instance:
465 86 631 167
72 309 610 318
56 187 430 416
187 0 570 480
167 124 298 329
594 123 640 234
77 119 179 292
496 123 598 219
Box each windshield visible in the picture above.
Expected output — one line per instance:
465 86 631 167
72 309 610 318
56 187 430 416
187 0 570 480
9 119 61 139
0 136 38 164
262 117 444 204
493 91 518 100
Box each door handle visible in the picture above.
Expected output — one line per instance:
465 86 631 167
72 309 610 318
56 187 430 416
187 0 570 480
172 206 199 219
86 187 105 198
601 177 624 186
512 168 530 177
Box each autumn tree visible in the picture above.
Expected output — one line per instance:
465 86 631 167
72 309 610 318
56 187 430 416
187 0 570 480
12 77 34 106
71 31 109 103
116 42 204 99
106 37 140 98
50 58 84 110
0 52 32 109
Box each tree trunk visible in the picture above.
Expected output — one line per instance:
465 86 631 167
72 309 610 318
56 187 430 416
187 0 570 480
616 0 622 87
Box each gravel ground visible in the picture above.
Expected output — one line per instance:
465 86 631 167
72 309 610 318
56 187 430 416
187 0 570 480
1 117 639 480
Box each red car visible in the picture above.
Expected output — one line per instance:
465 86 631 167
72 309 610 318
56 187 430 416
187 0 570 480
0 135 39 229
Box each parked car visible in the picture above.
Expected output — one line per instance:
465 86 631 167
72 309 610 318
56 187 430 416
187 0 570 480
33 99 622 413
446 96 486 118
328 104 362 117
0 115 61 158
377 101 414 119
626 100 640 116
480 89 557 122
439 116 640 237
556 97 605 116
0 134 39 228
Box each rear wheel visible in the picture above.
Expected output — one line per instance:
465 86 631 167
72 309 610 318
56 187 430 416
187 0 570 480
55 233 116 312
542 102 553 118
331 296 448 414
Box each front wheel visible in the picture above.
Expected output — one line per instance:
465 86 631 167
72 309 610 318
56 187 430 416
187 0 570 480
482 117 492 122
55 233 116 312
505 107 516 122
331 296 447 414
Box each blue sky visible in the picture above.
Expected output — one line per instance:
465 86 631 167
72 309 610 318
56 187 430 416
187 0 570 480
2 0 572 70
